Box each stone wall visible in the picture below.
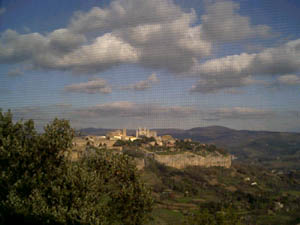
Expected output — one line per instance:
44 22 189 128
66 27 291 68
151 152 231 169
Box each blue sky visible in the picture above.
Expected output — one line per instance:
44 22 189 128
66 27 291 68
0 0 300 131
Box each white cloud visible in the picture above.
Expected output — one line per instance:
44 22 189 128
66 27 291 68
0 7 6 15
192 53 256 78
69 0 212 72
191 38 300 93
55 33 140 73
122 73 159 91
0 0 212 74
268 74 300 88
194 39 300 77
0 0 287 83
0 29 48 64
201 0 272 42
0 29 139 73
119 10 211 72
65 78 112 94
253 39 300 75
69 0 183 34
277 74 300 85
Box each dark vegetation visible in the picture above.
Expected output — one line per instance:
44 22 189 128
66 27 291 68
114 136 156 147
173 140 228 156
0 110 153 225
116 137 228 156
142 160 300 225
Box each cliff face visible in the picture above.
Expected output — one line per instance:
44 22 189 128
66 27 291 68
150 152 231 169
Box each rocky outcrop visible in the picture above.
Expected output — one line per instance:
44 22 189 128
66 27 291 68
150 152 231 169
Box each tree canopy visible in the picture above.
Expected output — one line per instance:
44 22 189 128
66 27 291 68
0 110 153 225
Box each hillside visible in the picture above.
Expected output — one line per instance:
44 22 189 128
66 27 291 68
140 160 300 225
80 126 300 170
76 127 300 224
164 127 300 171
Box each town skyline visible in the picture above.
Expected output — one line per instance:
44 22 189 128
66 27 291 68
1 0 300 132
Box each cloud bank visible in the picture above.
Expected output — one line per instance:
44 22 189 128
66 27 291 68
0 0 212 74
0 0 274 77
1 0 298 94
191 39 300 93
65 78 112 94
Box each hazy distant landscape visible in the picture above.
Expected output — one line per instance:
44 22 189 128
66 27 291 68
80 126 300 171
1 0 300 224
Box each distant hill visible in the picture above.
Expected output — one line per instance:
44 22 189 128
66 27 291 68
157 126 300 170
79 126 300 170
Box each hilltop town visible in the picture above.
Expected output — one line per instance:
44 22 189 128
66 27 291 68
73 128 175 149
71 127 232 169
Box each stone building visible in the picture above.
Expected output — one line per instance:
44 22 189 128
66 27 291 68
136 127 157 138
106 129 127 140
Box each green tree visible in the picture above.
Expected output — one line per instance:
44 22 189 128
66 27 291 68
113 139 127 146
0 110 153 225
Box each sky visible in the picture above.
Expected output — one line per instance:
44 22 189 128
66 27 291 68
0 0 300 131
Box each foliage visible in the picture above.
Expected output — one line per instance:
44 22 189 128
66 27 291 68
185 207 243 225
143 159 300 225
0 110 153 225
172 140 228 156
113 139 127 146
123 148 145 158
